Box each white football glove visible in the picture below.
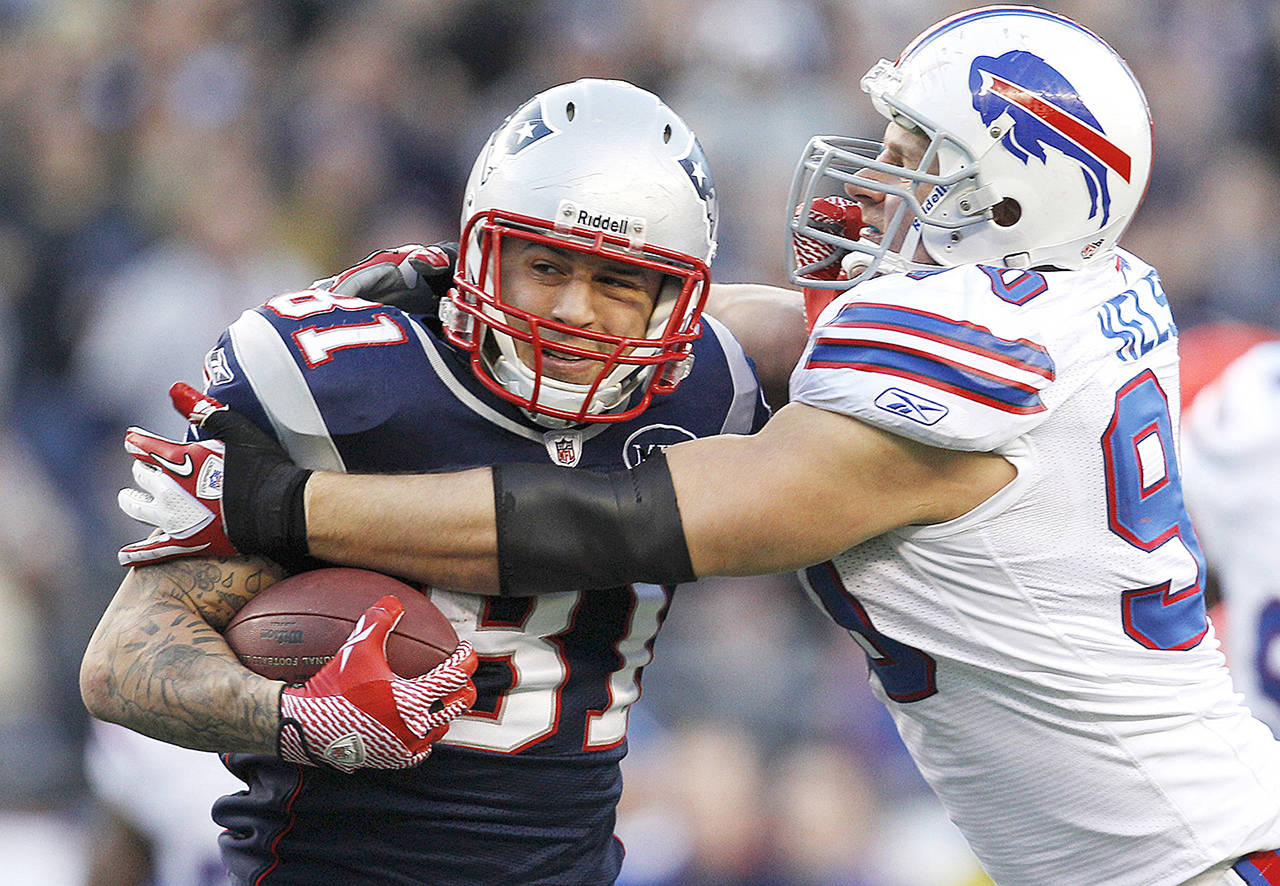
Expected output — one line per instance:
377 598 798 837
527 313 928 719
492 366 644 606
117 427 237 565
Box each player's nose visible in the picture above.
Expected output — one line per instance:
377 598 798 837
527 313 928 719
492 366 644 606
548 277 598 329
844 172 890 207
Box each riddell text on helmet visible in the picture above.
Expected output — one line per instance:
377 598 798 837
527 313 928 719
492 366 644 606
576 209 638 235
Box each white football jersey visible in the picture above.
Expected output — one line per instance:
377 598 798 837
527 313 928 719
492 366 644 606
790 251 1280 886
1182 341 1280 734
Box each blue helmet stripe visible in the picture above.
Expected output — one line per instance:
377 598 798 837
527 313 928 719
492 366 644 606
901 6 1103 62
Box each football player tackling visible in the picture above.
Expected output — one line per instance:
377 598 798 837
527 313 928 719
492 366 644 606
103 7 1280 886
83 80 769 884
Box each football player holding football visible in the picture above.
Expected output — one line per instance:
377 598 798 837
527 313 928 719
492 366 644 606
82 79 771 884
103 7 1280 886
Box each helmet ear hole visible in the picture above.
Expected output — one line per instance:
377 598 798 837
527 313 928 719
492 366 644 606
565 101 575 121
992 198 1021 227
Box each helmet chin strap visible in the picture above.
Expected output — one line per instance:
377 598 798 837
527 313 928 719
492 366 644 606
488 343 649 428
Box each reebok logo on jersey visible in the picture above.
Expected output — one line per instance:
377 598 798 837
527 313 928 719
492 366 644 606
875 388 949 425
205 347 235 386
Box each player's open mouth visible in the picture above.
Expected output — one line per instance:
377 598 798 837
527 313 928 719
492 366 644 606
530 344 610 382
542 344 593 363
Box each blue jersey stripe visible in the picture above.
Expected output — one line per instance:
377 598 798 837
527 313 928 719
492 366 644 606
826 302 1055 379
807 338 1047 414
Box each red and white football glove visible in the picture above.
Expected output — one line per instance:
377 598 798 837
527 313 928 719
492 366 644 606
309 243 457 315
118 243 459 568
791 196 863 331
118 383 312 568
118 429 238 564
278 595 478 771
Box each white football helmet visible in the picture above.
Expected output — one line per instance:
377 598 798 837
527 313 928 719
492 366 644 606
788 5 1152 288
443 78 718 427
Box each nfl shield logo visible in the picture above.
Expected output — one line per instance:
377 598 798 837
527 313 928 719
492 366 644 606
196 455 226 499
544 430 583 467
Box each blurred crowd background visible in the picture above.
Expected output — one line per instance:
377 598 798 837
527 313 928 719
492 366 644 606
1 0 1278 883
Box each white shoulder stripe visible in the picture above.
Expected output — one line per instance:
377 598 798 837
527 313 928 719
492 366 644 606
702 313 763 433
227 310 346 472
817 324 1051 389
411 324 544 443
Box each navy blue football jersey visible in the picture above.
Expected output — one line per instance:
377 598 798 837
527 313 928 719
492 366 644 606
198 287 767 885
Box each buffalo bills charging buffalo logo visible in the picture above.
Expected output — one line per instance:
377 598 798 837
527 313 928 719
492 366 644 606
970 50 1131 228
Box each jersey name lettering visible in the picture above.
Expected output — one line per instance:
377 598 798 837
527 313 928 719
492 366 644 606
1097 268 1175 362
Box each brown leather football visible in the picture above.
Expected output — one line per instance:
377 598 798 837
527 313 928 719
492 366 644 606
223 568 457 684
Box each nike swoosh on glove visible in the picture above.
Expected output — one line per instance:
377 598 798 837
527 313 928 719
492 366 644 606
169 383 313 568
278 595 479 771
118 429 239 565
118 383 313 569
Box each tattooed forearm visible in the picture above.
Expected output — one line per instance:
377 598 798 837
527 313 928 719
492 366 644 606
81 556 288 755
139 556 279 629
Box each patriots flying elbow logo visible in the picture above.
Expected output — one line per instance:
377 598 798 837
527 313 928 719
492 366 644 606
678 137 718 239
970 51 1131 228
678 138 715 204
504 102 554 155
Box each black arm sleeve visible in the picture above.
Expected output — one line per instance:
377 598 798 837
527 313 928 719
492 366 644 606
492 451 696 596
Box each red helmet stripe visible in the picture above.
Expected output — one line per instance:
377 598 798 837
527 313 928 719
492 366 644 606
986 74 1131 182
